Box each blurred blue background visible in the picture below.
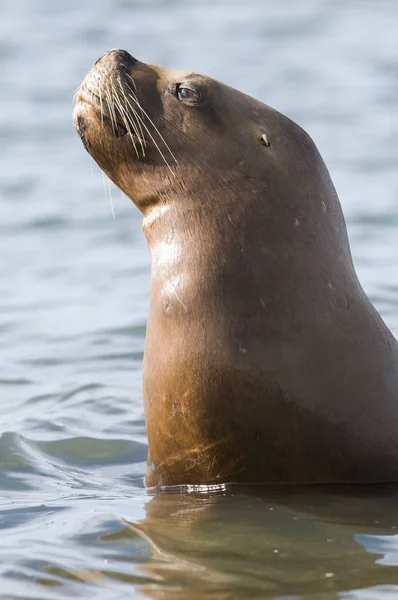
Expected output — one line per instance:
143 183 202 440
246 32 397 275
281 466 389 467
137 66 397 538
1 1 398 598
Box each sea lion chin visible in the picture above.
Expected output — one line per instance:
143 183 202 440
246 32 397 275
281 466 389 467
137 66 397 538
74 49 398 488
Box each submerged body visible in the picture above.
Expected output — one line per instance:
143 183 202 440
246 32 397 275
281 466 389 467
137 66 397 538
74 49 398 487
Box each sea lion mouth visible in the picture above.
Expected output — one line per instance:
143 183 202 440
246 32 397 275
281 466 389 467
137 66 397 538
75 74 149 157
77 88 130 138
103 114 128 138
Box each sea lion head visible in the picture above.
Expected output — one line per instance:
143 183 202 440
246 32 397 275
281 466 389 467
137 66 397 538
73 49 337 234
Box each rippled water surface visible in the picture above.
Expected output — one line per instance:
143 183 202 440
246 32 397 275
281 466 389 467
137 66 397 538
1 0 398 598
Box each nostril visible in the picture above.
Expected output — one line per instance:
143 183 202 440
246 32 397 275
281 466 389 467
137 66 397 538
111 48 138 67
94 48 137 68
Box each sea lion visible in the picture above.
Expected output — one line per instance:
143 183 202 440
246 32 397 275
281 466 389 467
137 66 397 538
73 48 398 487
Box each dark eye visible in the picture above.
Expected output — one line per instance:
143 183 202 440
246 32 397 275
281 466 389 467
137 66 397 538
177 85 200 102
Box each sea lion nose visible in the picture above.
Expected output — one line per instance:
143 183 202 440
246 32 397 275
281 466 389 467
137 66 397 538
94 48 137 68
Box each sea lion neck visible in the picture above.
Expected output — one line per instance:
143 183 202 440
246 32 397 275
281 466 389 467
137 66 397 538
141 178 247 246
142 177 365 342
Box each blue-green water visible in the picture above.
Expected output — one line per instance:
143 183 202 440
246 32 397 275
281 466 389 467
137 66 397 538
1 0 398 597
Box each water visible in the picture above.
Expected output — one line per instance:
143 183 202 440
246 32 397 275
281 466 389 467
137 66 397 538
1 0 398 597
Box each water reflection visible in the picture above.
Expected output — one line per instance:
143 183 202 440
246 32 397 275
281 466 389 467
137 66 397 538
116 486 398 598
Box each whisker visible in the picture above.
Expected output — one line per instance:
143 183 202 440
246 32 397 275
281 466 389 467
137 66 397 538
125 76 176 163
118 102 146 154
124 93 174 173
113 81 145 158
104 87 117 135
124 74 145 120
118 83 176 173
102 170 115 219
110 83 141 159
126 72 138 95
72 86 81 103
125 74 178 165
116 77 146 157
108 177 115 220
123 106 146 157
97 83 104 126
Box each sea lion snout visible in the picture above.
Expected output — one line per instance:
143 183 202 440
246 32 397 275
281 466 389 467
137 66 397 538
94 48 137 70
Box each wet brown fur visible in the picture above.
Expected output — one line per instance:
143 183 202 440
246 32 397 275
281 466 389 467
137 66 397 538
74 49 398 487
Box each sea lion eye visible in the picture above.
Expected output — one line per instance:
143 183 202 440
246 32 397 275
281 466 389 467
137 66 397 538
177 85 200 102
